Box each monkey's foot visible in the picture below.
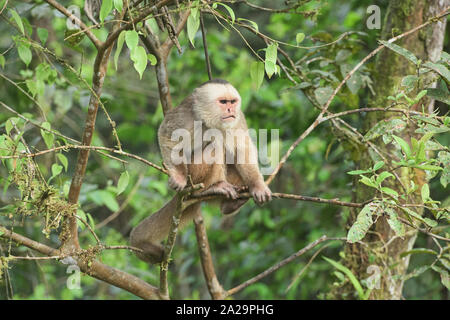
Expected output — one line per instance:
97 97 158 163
250 183 272 204
199 181 238 199
168 171 187 191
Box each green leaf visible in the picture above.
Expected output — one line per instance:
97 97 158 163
0 54 4 69
385 207 405 237
76 209 86 230
216 3 235 24
87 213 96 230
57 153 68 172
373 161 385 171
423 61 450 83
421 184 430 202
117 170 129 195
250 61 264 91
364 119 407 141
264 61 276 79
380 40 418 65
426 80 450 105
147 53 157 66
347 202 379 243
347 169 371 175
424 219 437 228
296 33 305 45
89 190 119 212
40 122 54 149
113 0 123 12
336 49 352 62
26 79 43 97
340 64 363 94
264 43 278 78
114 31 125 70
413 90 427 103
100 0 113 22
37 28 48 45
187 8 200 47
359 176 377 188
376 171 394 185
314 86 333 106
401 75 418 89
101 191 119 212
380 187 398 198
399 207 437 227
17 43 32 66
51 163 63 178
265 43 278 64
400 248 437 258
431 266 450 290
403 266 430 281
441 166 449 188
10 9 24 35
130 45 147 79
392 135 411 158
5 119 13 135
413 164 443 171
237 18 258 32
125 30 139 51
323 257 366 300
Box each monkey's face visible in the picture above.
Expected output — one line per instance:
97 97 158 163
217 95 238 123
194 83 241 130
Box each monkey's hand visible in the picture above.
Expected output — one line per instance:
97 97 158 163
168 169 187 191
198 181 238 199
250 182 272 204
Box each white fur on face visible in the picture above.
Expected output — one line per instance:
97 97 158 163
193 83 241 130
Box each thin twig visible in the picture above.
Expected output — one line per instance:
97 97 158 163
200 12 212 80
226 236 338 297
0 144 167 174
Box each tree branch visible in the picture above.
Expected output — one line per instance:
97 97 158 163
226 235 337 297
42 0 102 48
0 226 162 299
194 213 226 299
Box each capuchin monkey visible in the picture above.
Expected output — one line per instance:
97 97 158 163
130 79 272 263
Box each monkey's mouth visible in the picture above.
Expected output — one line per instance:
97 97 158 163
222 115 236 121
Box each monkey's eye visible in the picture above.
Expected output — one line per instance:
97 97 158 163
230 99 237 104
219 99 227 104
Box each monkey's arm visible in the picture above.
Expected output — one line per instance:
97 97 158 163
233 126 272 204
158 105 195 191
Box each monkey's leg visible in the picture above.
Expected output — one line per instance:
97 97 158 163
130 196 201 264
167 164 188 191
220 164 249 215
193 163 239 199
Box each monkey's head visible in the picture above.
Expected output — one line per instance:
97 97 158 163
193 79 242 130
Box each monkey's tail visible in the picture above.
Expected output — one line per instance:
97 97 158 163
129 196 201 264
